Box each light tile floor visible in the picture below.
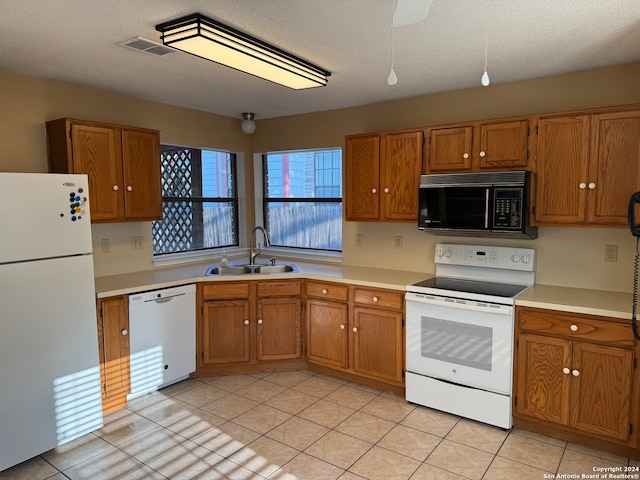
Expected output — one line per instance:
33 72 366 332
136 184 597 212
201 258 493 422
2 370 639 480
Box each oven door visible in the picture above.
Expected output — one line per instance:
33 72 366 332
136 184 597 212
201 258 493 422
405 292 514 395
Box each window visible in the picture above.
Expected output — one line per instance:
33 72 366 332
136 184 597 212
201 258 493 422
152 146 238 255
263 148 342 251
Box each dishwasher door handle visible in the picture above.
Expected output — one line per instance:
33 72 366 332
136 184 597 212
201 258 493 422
147 295 180 304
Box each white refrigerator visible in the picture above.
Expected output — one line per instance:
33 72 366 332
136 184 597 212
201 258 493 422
0 172 103 472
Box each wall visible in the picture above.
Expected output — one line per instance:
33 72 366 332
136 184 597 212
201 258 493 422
1 64 639 292
0 70 251 276
252 62 640 292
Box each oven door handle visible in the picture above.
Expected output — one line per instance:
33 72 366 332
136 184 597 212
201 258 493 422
406 292 514 315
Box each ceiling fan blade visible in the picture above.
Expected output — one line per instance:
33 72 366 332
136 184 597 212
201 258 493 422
393 0 432 27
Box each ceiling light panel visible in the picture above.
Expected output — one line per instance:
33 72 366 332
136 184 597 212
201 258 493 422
156 14 331 89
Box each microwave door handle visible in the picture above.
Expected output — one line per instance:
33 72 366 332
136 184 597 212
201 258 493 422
484 188 490 229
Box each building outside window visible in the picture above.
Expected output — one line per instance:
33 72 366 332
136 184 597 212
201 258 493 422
152 146 238 255
263 148 342 251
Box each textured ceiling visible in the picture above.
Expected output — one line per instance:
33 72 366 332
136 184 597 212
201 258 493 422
1 0 640 120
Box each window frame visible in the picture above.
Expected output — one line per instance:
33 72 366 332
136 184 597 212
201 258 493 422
259 147 343 256
152 144 243 263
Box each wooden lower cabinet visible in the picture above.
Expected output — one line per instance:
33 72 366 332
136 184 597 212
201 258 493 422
514 306 638 455
305 281 404 393
196 280 304 375
96 295 130 413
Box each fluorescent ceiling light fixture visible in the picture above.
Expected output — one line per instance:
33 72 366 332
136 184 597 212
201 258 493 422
156 13 331 90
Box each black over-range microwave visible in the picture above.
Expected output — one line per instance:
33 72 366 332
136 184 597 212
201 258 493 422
418 170 538 239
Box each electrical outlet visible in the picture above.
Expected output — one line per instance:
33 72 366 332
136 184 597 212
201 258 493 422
394 235 403 249
131 236 144 250
604 244 618 262
355 233 363 247
101 238 110 253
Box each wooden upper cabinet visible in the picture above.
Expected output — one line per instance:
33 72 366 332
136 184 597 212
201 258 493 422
425 126 472 172
535 115 590 224
345 130 422 222
121 129 162 220
71 124 123 221
587 111 640 225
425 119 529 173
535 109 640 226
46 118 162 223
345 134 380 221
380 131 423 221
478 120 529 169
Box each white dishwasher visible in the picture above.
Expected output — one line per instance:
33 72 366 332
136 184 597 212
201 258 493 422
127 284 196 400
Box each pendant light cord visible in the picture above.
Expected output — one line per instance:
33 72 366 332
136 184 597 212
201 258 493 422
390 0 396 70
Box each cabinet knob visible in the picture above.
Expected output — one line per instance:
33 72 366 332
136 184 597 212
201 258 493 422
562 367 570 375
112 185 119 191
244 319 249 325
340 324 345 330
258 319 263 324
463 153 469 159
383 188 389 194
572 369 580 377
371 188 377 194
121 329 128 336
372 296 378 302
588 183 596 190
579 182 587 189
479 151 486 157
322 289 328 295
126 185 133 192
352 327 358 333
570 324 578 332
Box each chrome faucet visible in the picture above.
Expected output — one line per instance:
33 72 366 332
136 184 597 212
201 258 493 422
249 225 270 266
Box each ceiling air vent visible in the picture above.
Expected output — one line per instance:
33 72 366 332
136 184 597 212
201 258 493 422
119 37 175 56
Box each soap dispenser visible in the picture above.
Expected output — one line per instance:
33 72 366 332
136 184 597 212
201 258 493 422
220 249 229 267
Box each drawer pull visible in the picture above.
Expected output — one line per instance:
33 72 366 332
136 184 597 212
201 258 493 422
570 324 578 332
340 324 345 330
244 320 249 325
562 367 570 375
372 296 378 303
322 289 328 295
352 327 358 333
572 369 580 377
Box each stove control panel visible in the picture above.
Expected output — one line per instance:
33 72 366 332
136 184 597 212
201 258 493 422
435 244 535 272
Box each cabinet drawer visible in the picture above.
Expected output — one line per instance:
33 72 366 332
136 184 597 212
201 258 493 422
306 281 349 302
257 280 301 298
353 287 403 310
201 282 250 300
518 309 633 347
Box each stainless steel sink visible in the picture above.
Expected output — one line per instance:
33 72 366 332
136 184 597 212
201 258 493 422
205 263 298 276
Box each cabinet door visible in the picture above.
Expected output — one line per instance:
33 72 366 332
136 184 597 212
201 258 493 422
97 296 130 412
569 342 633 441
201 300 251 365
121 129 162 221
426 126 472 172
380 131 423 221
352 306 403 384
306 299 348 369
72 124 123 221
478 120 528 169
257 297 302 361
535 115 590 224
515 333 571 425
587 111 640 225
345 135 380 220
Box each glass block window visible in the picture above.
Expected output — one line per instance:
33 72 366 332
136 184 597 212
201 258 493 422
152 146 238 255
263 148 342 251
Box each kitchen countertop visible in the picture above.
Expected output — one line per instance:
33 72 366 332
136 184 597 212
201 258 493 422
516 284 633 320
94 259 432 298
95 260 634 320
